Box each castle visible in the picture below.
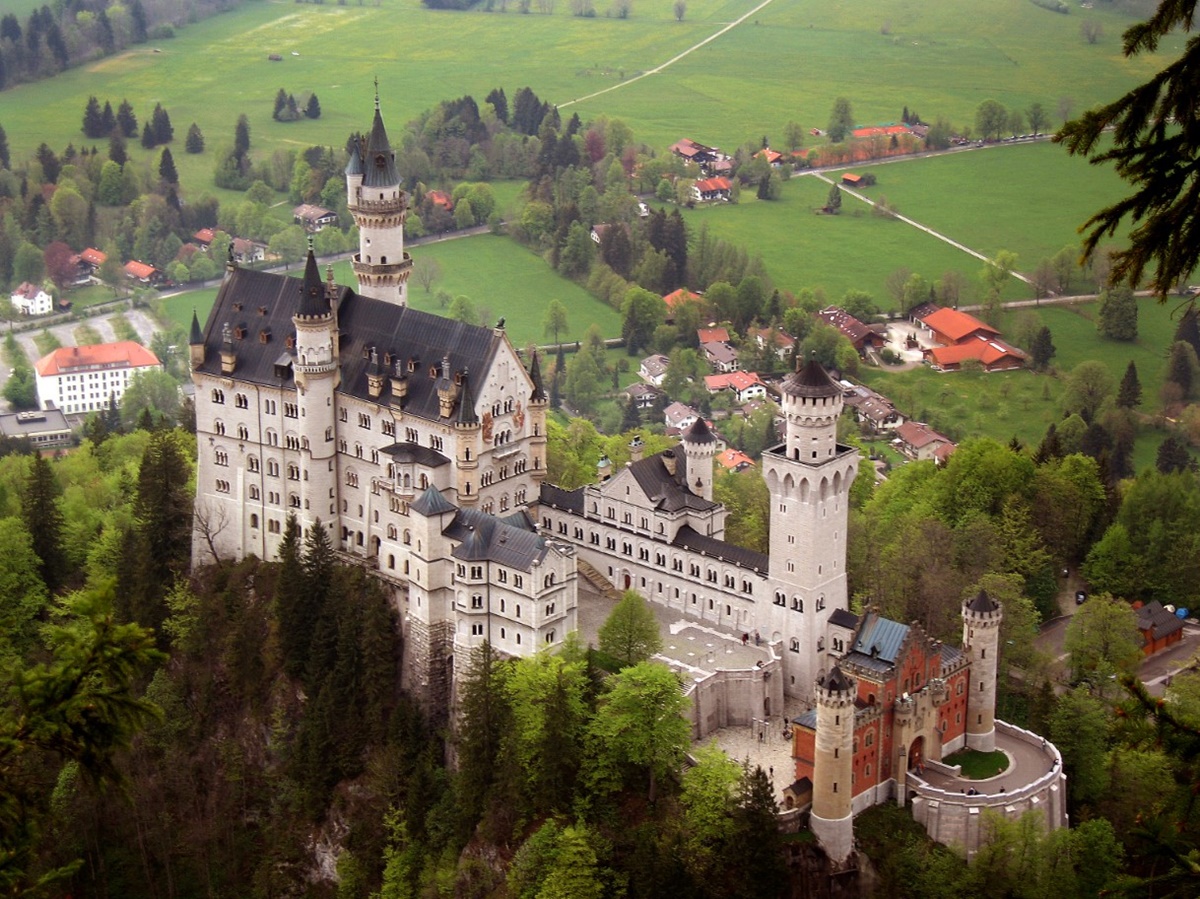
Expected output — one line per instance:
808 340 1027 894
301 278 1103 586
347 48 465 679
191 91 1063 860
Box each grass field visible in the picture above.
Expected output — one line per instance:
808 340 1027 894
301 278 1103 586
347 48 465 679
159 234 623 349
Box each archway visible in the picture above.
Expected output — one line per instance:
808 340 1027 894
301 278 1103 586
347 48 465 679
623 571 632 589
908 736 925 771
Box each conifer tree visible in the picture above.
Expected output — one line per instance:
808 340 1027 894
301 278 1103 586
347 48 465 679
299 518 335 687
108 133 127 168
21 453 66 594
1167 341 1196 399
728 766 787 899
274 513 308 679
141 121 156 150
305 93 321 119
117 99 137 138
185 123 204 154
1029 325 1056 370
621 398 640 431
100 100 116 136
1156 436 1195 474
1175 305 1200 359
82 95 104 138
1117 360 1142 409
285 94 300 121
158 147 178 185
151 103 173 144
234 114 251 158
273 88 288 121
0 123 9 170
1034 423 1063 464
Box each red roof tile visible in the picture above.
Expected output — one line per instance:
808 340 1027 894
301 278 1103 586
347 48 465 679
921 307 998 343
80 248 107 266
35 341 161 377
124 260 156 280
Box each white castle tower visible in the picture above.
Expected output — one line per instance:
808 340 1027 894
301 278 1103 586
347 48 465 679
292 248 341 533
346 87 413 305
680 417 718 502
963 589 1003 752
761 356 859 696
810 665 857 863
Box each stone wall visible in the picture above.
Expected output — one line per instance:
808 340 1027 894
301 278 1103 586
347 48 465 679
909 720 1067 858
685 655 784 740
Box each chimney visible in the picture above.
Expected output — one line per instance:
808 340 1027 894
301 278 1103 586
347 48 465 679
629 434 644 463
597 454 612 482
662 449 677 477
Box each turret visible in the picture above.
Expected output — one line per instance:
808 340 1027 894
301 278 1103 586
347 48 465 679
779 353 843 463
189 308 204 370
348 86 413 305
811 665 857 863
527 350 548 486
680 417 718 502
219 322 236 375
455 367 481 505
963 590 1002 752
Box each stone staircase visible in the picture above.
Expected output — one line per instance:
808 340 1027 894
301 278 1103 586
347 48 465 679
576 557 621 601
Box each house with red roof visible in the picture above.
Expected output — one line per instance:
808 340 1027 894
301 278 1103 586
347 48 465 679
34 341 162 415
663 288 702 319
192 228 216 247
692 177 733 203
697 327 731 345
894 421 955 462
670 138 720 166
716 447 755 473
80 247 107 270
756 148 783 166
747 326 796 362
917 307 999 347
427 190 453 212
851 124 911 140
841 173 863 187
292 204 338 232
10 282 53 316
818 307 886 356
123 260 162 285
704 370 768 403
925 336 1026 372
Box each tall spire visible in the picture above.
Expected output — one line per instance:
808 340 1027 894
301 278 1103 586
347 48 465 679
297 241 329 317
529 351 547 402
363 84 398 187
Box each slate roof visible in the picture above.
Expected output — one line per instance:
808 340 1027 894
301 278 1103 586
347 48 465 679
781 357 840 398
1137 600 1185 642
194 266 512 423
627 451 719 514
940 644 964 673
848 613 909 666
673 524 768 572
446 507 550 571
829 608 859 630
966 590 999 614
794 709 818 729
822 665 855 693
362 97 399 188
380 442 451 467
411 485 456 516
682 417 718 445
539 483 585 514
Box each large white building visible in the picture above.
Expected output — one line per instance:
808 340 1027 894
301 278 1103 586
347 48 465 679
35 341 162 414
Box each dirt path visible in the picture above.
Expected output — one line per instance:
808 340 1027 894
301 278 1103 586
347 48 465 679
804 171 1033 285
558 0 780 109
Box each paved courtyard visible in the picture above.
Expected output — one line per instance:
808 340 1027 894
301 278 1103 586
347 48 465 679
916 729 1056 796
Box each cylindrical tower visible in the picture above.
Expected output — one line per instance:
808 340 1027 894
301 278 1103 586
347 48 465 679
348 91 413 305
527 350 548 488
781 354 843 463
963 590 1003 752
811 665 857 862
292 249 339 532
680 417 718 501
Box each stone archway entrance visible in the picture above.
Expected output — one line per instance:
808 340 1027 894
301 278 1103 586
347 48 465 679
908 736 925 771
623 572 632 589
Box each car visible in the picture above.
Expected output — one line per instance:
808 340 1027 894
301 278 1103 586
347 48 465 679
1075 590 1088 605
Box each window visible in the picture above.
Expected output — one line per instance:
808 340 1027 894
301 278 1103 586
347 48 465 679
339 408 348 422
289 493 300 508
249 485 260 500
250 513 259 528
214 449 229 467
267 459 280 477
471 623 484 636
264 399 276 415
382 420 394 437
789 638 800 652
214 420 226 436
792 597 803 612
287 463 300 481
235 393 248 408
406 427 419 443
211 389 225 404
514 575 522 588
236 424 249 441
268 518 281 534
284 402 298 419
430 435 443 451
471 594 483 609
817 595 826 611
358 412 371 429
215 479 230 493
775 591 786 606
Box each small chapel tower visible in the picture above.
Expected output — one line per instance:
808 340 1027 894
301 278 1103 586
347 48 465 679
963 590 1003 752
810 665 857 863
292 248 340 531
347 85 413 305
760 355 858 697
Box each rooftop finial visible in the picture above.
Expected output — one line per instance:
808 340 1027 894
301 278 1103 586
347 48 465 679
307 234 314 254
374 75 380 109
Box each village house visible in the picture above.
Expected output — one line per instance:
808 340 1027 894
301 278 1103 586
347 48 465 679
916 306 999 347
292 203 338 232
702 340 739 373
925 336 1027 372
74 247 107 283
663 401 700 433
426 190 453 212
704 370 768 404
192 228 216 248
123 260 163 287
232 238 267 265
756 148 783 167
895 421 956 462
842 384 904 433
639 353 670 387
623 382 661 410
716 447 755 473
692 176 733 203
1135 600 1186 656
663 288 702 322
747 326 796 362
10 282 53 316
0 408 73 449
818 307 887 357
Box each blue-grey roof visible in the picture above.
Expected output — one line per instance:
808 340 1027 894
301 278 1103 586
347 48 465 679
380 442 450 467
411 486 456 517
851 613 909 664
940 644 964 673
673 525 768 573
829 608 859 630
362 103 399 188
540 483 585 514
793 709 817 729
447 507 549 571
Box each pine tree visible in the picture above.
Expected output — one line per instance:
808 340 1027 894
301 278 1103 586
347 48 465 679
273 88 287 121
1033 422 1063 464
1117 360 1142 409
108 133 127 168
299 518 335 689
151 103 173 144
1167 341 1195 399
621 398 641 431
234 114 251 158
129 0 148 42
141 121 156 149
285 94 300 122
158 147 178 185
185 122 204 154
728 766 787 899
21 453 66 594
1175 306 1200 359
100 100 116 136
305 93 321 119
0 123 9 170
274 513 308 679
82 95 104 138
827 182 842 213
1156 436 1195 474
1029 325 1056 370
117 99 137 138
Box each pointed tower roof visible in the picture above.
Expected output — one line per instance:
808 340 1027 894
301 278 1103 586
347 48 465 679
189 308 203 344
297 246 329 318
411 485 456 517
781 353 840 398
529 351 547 402
682 416 717 446
457 367 479 425
362 89 399 188
966 589 999 614
344 135 363 176
822 664 854 694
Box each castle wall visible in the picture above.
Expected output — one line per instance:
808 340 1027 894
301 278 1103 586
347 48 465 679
685 656 784 740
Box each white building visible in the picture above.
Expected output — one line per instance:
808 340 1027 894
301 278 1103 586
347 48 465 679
34 341 162 414
191 92 559 715
10 282 53 316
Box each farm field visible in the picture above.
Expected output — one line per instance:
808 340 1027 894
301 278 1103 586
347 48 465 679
0 0 1182 204
159 234 622 349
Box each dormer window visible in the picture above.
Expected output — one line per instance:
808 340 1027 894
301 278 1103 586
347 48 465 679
375 154 386 169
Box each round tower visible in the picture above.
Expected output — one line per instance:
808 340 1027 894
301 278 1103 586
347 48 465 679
292 248 339 533
527 350 548 488
680 417 718 501
348 88 413 306
453 367 482 506
962 590 1003 752
811 665 857 863
780 354 844 463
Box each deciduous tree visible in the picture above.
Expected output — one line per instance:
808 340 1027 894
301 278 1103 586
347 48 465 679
827 97 854 143
1097 285 1138 340
598 589 662 667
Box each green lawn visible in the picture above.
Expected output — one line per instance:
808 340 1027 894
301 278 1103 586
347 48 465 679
943 748 1008 780
160 234 623 348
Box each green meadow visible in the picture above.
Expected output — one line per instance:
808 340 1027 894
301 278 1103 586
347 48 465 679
159 234 622 349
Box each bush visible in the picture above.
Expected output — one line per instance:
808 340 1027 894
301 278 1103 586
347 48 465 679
149 25 176 39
